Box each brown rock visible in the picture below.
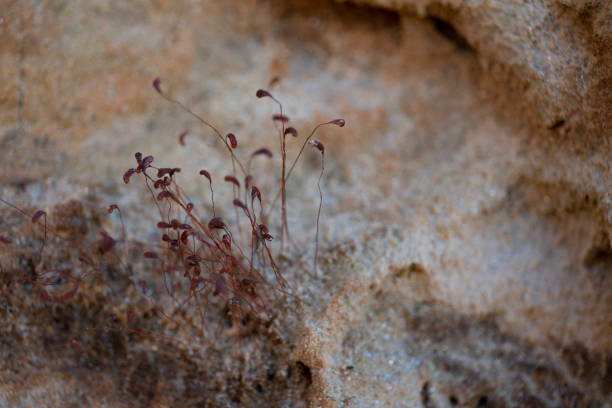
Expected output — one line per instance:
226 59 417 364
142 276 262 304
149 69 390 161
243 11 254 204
0 0 610 406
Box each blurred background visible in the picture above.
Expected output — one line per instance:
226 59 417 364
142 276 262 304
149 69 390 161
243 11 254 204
1 0 611 406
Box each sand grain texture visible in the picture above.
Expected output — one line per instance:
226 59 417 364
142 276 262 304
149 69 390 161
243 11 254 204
0 0 610 406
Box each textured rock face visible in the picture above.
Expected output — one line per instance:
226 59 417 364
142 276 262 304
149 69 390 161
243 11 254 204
1 0 610 407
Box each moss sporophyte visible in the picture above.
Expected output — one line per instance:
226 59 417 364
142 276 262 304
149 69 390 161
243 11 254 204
1 78 345 339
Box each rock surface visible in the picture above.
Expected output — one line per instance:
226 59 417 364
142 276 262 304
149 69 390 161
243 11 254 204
1 0 610 406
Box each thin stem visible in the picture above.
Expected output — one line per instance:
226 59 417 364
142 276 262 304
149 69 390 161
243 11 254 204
264 120 338 219
209 183 216 217
266 94 289 251
313 152 324 276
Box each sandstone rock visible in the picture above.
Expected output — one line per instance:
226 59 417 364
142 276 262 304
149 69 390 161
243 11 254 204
0 0 610 406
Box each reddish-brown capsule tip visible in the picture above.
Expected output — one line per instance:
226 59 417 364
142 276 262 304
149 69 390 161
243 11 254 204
31 210 46 223
222 234 231 250
226 133 238 149
199 169 212 182
252 147 273 158
178 130 189 146
284 127 298 137
135 152 143 163
256 89 272 98
186 202 194 212
180 230 190 245
123 168 136 184
273 114 290 123
157 191 172 200
331 118 345 127
208 217 226 230
309 140 325 154
107 204 119 214
251 186 262 202
140 155 154 170
143 251 159 259
98 230 116 254
233 199 248 210
157 168 173 178
224 175 240 188
153 78 162 94
157 221 171 228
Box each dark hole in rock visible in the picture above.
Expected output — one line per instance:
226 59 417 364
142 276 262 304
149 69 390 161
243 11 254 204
430 17 475 53
295 361 312 386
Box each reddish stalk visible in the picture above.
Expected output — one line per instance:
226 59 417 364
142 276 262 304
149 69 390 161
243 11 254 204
256 89 290 251
309 140 325 276
264 118 345 220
